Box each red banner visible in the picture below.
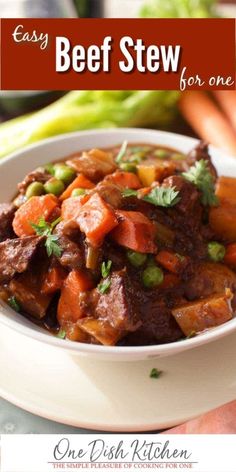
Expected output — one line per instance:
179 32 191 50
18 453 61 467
0 18 235 90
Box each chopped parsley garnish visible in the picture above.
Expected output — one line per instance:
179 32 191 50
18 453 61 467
101 260 112 279
186 331 196 339
98 260 113 294
57 329 66 339
143 186 180 207
44 163 55 176
175 253 185 262
122 189 138 198
97 278 111 294
130 146 151 154
150 368 163 379
30 217 62 258
8 296 20 312
182 159 219 206
116 140 128 164
122 186 180 207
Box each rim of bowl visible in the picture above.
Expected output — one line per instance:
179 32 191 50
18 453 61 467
1 127 236 358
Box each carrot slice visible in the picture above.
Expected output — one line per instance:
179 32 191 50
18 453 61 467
60 174 94 201
160 273 180 289
77 193 118 247
179 91 236 156
57 269 94 325
111 210 157 253
61 195 89 221
156 250 187 274
42 265 67 295
108 171 141 189
224 243 236 268
13 194 58 238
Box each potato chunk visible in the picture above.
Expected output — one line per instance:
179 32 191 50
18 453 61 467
209 176 236 241
67 148 117 182
78 318 122 346
214 176 236 205
137 161 175 186
172 289 233 337
185 262 236 301
209 203 236 242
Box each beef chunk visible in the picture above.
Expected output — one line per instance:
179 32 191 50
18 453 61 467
163 175 200 214
81 268 184 345
174 229 207 261
123 291 183 346
54 222 85 269
0 236 43 283
58 235 84 269
187 142 217 180
0 203 15 241
18 167 51 194
9 269 52 319
101 241 127 271
92 180 123 208
92 269 141 332
161 176 206 257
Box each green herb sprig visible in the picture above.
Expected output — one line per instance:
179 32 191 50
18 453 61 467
143 186 180 207
98 260 113 294
182 159 219 206
122 189 138 198
8 296 20 312
186 331 196 339
97 279 111 294
31 217 62 257
101 260 112 279
116 140 128 164
150 368 163 379
122 186 180 208
57 329 66 339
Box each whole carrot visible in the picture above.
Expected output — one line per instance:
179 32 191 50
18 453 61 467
179 91 236 156
213 91 236 133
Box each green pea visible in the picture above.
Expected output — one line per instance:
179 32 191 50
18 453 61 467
127 250 147 267
207 241 225 262
44 164 55 176
142 265 164 288
54 164 76 184
71 188 86 197
154 149 169 159
130 146 151 154
128 153 144 164
26 182 45 199
44 178 65 196
120 162 137 173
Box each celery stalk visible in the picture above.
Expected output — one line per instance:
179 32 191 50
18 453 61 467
0 91 179 159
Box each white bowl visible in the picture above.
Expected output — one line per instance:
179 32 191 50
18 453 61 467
1 128 236 361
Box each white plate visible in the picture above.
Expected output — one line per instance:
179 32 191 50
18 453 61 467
1 323 236 431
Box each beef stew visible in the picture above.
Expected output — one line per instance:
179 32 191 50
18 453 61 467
0 141 235 346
